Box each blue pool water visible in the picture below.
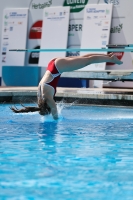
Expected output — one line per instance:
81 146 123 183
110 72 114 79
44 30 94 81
0 103 133 200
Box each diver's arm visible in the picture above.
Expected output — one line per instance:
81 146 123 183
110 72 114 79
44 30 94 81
46 96 58 120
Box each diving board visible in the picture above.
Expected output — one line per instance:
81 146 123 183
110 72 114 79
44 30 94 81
61 70 133 82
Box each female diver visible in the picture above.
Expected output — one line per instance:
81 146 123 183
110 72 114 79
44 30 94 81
10 53 123 119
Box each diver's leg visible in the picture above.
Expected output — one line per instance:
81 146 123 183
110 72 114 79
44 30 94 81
56 54 123 73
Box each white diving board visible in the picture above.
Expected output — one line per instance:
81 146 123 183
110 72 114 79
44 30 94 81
61 70 133 82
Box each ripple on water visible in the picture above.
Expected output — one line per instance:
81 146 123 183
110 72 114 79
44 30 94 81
1 104 133 199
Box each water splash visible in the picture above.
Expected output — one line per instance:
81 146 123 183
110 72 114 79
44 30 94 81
40 100 76 122
57 100 76 114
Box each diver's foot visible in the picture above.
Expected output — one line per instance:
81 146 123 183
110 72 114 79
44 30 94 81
108 52 114 57
111 55 123 65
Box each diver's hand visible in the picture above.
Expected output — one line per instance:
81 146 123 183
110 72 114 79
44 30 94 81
45 96 58 120
51 108 58 120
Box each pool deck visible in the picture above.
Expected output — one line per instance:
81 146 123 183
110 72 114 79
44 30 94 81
0 86 133 106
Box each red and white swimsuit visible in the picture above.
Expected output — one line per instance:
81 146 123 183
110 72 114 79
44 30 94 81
38 59 61 98
45 58 61 95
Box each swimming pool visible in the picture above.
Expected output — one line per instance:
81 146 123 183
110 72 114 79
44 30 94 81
0 103 133 199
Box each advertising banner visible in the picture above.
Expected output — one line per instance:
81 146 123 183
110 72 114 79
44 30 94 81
64 0 99 56
98 0 133 88
1 8 28 74
80 4 112 87
39 6 70 67
26 0 98 67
